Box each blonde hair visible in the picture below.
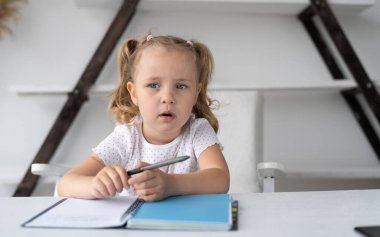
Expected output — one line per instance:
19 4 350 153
108 33 219 132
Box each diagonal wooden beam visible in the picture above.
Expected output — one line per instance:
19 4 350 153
309 0 380 123
13 0 140 197
298 1 380 162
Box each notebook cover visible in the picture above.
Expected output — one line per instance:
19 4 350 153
127 194 234 230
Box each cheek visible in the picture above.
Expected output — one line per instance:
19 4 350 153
137 93 157 111
134 89 150 103
186 94 198 111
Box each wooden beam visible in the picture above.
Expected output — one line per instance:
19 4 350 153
298 1 380 162
13 0 140 197
310 0 380 123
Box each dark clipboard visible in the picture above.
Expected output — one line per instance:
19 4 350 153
355 226 380 237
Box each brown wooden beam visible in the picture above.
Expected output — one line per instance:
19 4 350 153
13 0 140 197
310 0 380 123
298 6 380 161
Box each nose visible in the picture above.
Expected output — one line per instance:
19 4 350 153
161 89 175 104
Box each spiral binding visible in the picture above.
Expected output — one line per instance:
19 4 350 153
120 199 145 222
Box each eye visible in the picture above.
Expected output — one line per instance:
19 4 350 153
176 83 188 90
148 83 159 89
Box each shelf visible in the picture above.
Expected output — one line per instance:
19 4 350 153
75 0 375 15
9 79 379 95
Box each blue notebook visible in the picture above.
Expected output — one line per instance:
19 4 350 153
22 194 237 231
127 194 235 230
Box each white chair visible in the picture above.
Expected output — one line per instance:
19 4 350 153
211 90 285 193
32 90 285 195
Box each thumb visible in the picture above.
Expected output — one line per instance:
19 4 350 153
134 161 151 169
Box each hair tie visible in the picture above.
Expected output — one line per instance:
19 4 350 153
186 40 193 46
146 34 154 41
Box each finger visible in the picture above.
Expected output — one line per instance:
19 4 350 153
99 172 117 196
134 187 156 199
129 170 155 186
138 192 160 202
113 166 129 189
91 188 105 199
91 178 109 198
107 166 125 192
132 176 156 190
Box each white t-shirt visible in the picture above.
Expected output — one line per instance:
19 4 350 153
93 115 221 174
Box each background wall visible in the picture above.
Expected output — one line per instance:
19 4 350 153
1 0 380 196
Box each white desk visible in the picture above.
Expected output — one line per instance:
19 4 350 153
1 189 379 237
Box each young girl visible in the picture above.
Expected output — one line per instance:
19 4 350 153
57 33 230 201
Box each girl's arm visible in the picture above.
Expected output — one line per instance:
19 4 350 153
129 144 230 201
57 153 129 199
167 144 230 195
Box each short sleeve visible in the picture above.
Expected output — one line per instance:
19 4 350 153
92 125 133 166
192 118 221 159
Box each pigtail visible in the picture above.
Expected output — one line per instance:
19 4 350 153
108 38 140 123
191 41 219 133
117 38 139 82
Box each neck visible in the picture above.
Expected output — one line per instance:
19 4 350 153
141 124 181 145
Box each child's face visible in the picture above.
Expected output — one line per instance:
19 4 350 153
128 46 200 144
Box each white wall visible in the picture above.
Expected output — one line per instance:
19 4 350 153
1 0 380 196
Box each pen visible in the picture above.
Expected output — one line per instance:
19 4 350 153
127 156 190 176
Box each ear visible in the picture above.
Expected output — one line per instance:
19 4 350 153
127 81 138 105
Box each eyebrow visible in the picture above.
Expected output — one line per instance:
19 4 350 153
143 77 195 83
176 78 194 83
141 77 160 83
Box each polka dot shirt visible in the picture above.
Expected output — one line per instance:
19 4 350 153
92 115 221 175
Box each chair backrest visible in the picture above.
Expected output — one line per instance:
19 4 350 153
210 90 264 193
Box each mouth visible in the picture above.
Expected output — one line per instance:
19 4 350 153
160 111 173 117
159 111 175 120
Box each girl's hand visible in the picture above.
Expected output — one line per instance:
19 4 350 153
128 161 170 202
90 165 129 199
